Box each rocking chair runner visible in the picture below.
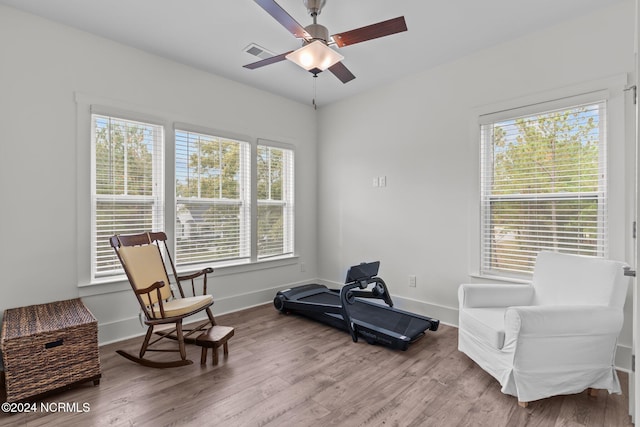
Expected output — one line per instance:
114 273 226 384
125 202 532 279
110 231 217 368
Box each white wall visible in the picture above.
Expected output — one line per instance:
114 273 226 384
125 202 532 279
317 0 636 353
0 5 318 344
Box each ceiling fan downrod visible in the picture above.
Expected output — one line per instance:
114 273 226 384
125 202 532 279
303 0 328 44
304 0 326 17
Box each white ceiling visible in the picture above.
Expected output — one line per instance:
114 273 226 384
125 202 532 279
0 0 626 107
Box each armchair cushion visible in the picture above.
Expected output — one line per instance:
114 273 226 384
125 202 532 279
458 283 535 350
532 251 628 307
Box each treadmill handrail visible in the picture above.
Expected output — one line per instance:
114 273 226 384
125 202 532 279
340 276 398 342
340 281 363 342
343 277 394 307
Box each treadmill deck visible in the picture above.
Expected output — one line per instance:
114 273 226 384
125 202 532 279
275 283 439 350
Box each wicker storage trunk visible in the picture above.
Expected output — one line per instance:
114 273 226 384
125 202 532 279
1 298 101 402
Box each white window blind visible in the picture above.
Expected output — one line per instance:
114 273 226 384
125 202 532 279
480 100 607 277
92 114 164 277
257 144 294 259
175 129 251 267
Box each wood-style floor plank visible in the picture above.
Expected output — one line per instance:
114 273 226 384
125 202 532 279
0 303 633 426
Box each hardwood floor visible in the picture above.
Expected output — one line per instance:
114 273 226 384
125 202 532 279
0 303 633 426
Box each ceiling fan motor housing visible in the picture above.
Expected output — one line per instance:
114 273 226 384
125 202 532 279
304 23 329 44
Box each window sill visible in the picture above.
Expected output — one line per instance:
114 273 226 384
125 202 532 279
468 273 532 285
177 255 299 278
79 255 300 295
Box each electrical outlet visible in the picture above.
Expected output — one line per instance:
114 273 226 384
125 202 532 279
372 177 379 187
379 176 387 187
409 275 416 287
300 262 306 272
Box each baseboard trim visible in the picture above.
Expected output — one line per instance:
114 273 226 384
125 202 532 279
615 344 632 373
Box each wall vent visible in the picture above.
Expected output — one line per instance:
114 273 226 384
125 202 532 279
243 43 275 60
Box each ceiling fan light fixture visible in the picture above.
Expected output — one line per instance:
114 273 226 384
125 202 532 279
285 40 343 72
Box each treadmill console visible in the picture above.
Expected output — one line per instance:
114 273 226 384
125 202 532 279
345 261 380 285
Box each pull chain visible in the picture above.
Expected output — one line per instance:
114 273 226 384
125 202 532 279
312 74 318 110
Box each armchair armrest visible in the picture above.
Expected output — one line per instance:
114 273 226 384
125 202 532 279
505 305 624 337
458 283 534 308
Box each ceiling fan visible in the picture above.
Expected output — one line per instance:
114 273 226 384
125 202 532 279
243 0 408 83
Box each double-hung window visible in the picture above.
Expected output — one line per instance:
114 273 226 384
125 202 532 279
257 143 295 259
91 114 164 278
175 129 251 267
479 97 607 277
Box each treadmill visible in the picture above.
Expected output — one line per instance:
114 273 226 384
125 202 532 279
273 261 439 350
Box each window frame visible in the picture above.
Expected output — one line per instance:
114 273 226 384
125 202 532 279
469 79 627 281
174 126 252 268
256 140 295 260
479 97 608 278
90 110 166 280
77 96 298 286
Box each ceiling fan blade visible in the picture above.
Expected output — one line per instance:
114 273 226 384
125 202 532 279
328 62 356 84
332 16 407 48
254 0 311 39
243 51 294 69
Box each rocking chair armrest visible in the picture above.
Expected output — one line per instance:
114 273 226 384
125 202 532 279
177 267 214 281
134 280 166 295
176 267 214 296
135 280 168 318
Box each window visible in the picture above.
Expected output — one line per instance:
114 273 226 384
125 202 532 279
87 109 296 282
91 114 164 277
257 144 295 259
174 129 251 267
480 99 607 277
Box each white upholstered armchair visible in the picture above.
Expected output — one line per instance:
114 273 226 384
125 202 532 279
458 251 629 406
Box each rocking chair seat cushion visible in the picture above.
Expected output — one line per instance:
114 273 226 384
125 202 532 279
150 295 214 318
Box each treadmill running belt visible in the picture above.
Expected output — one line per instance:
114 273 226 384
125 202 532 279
299 292 338 306
298 292 431 339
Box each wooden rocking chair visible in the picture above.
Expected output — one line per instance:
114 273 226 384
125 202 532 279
110 232 217 368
